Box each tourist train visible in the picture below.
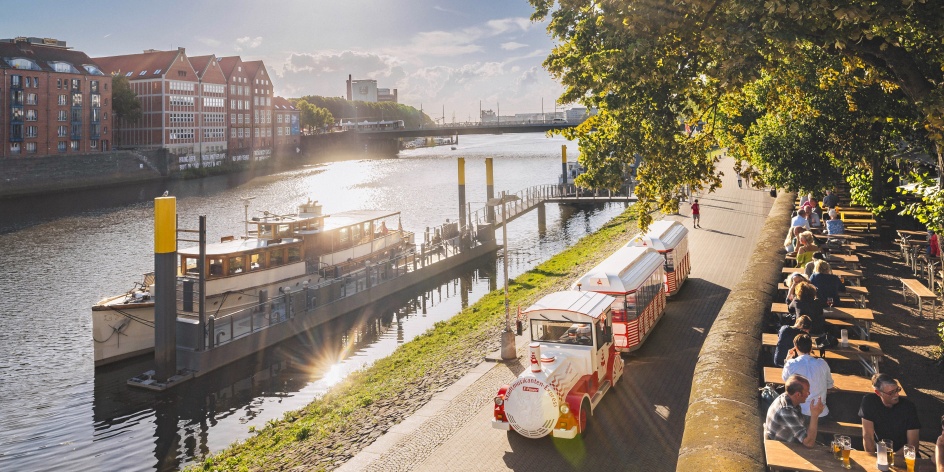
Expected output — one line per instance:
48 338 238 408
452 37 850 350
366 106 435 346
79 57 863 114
92 199 411 366
492 219 690 438
626 219 691 296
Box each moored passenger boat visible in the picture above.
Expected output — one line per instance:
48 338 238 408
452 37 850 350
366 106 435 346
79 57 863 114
92 199 412 366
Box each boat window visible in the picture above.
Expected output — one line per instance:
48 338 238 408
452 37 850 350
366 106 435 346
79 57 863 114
287 246 301 263
363 222 371 241
531 319 593 346
181 256 198 275
228 256 244 275
249 253 265 270
270 249 284 266
278 224 290 237
209 258 223 277
339 227 349 244
352 224 361 243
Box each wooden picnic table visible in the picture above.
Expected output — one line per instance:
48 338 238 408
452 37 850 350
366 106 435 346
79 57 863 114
771 303 874 339
762 367 904 396
839 210 874 219
776 284 868 307
761 333 883 374
897 229 929 238
843 218 878 231
785 253 859 268
781 267 864 285
764 439 932 471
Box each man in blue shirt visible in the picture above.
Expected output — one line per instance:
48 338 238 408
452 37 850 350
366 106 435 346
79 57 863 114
791 208 810 229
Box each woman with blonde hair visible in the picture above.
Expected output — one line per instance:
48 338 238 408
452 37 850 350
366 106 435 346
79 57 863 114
795 231 821 267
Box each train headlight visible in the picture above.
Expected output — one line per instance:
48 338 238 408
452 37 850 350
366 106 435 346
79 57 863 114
494 396 504 406
560 404 570 415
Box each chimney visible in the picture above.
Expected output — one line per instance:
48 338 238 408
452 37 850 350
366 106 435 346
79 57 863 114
346 74 352 101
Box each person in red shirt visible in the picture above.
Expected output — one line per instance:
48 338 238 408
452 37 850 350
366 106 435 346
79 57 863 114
691 199 701 228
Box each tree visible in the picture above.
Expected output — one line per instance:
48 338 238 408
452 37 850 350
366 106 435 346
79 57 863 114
295 100 335 134
530 0 944 228
110 74 141 147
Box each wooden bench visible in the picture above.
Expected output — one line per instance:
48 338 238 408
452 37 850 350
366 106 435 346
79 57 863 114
777 284 867 308
763 367 905 397
764 439 933 472
781 267 864 285
901 278 939 318
771 303 874 339
761 333 883 374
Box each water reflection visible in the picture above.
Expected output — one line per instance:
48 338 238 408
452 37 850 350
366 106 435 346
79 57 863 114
91 258 497 471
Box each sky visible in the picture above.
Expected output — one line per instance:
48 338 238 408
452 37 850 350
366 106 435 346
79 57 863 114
3 0 571 123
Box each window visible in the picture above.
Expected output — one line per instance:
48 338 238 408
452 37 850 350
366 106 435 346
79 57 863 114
58 126 67 137
90 140 98 149
154 69 161 75
25 109 37 121
103 112 108 120
238 128 243 138
57 79 62 89
58 111 67 122
82 64 104 75
177 70 186 77
58 94 67 106
58 141 66 152
125 72 132 77
25 126 37 138
71 140 79 150
230 113 236 124
10 142 21 154
72 123 82 137
277 126 282 136
71 109 82 122
11 75 21 87
25 142 37 153
25 93 37 105
91 108 101 122
90 80 99 93
11 108 23 121
71 79 80 90
230 128 236 138
285 126 290 135
238 114 243 125
72 94 82 106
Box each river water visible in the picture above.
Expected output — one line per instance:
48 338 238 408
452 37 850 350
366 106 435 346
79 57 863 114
0 133 626 471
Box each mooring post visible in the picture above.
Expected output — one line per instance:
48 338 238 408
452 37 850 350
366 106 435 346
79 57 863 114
153 196 177 382
458 157 467 231
485 157 495 223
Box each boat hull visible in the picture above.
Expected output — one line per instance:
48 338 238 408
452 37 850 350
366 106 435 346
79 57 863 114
92 300 156 366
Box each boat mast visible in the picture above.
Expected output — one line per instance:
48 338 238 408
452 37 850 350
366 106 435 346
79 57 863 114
241 196 255 238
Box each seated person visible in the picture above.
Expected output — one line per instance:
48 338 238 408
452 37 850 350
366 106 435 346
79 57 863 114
825 209 845 235
774 315 811 367
789 281 824 334
809 260 845 306
823 190 839 209
784 272 808 306
764 374 825 447
784 226 804 253
795 231 820 267
782 334 834 418
803 252 827 277
791 209 811 230
860 373 921 454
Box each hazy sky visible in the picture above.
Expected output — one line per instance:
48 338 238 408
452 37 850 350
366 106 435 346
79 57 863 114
4 0 570 122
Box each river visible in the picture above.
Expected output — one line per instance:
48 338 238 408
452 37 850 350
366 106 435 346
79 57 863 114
0 133 627 471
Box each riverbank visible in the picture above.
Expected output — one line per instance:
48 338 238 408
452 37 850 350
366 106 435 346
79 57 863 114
191 207 641 471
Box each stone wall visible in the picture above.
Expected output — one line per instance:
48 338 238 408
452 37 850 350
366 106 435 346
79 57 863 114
676 190 796 471
0 150 166 199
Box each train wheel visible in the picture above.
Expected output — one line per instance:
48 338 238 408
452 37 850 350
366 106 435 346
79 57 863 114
578 399 590 435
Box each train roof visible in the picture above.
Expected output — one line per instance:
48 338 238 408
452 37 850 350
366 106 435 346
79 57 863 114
626 219 687 251
571 246 664 293
523 290 615 320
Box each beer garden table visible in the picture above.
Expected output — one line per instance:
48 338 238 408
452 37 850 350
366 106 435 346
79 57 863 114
765 439 934 471
761 333 883 374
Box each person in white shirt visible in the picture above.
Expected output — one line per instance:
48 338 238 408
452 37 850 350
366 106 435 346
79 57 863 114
791 208 811 229
782 333 834 417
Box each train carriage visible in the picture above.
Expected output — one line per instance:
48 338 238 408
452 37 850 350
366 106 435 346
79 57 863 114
572 246 666 353
626 219 690 296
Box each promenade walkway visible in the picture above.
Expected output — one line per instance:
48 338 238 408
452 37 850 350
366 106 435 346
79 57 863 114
338 157 775 472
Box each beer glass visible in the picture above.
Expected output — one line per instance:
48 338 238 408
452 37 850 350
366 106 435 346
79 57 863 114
841 436 852 469
903 444 916 472
882 440 894 467
831 437 842 460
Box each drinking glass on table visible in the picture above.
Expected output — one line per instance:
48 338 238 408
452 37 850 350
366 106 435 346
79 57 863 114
903 444 916 472
882 440 894 467
832 434 843 460
841 436 852 469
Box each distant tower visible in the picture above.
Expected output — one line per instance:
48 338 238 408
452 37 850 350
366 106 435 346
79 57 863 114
346 74 352 101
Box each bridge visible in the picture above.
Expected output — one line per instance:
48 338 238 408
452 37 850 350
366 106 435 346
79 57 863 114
351 122 576 139
466 182 637 230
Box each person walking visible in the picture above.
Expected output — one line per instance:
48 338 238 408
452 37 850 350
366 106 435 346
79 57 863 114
691 199 701 228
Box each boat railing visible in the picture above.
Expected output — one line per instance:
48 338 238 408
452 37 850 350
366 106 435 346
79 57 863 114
181 224 485 351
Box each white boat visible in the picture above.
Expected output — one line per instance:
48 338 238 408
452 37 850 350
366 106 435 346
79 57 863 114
92 199 412 366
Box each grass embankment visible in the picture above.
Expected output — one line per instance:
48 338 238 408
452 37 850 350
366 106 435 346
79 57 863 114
194 207 640 471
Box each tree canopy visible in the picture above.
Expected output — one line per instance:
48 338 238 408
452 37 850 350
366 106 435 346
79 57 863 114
294 100 334 133
111 74 141 123
530 0 944 230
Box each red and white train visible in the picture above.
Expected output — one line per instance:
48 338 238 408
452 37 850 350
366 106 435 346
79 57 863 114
492 219 691 438
626 219 691 296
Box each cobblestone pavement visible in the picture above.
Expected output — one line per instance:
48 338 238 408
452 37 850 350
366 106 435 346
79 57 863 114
338 158 775 472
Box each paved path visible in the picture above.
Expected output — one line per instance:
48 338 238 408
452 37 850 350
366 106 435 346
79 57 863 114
338 158 775 472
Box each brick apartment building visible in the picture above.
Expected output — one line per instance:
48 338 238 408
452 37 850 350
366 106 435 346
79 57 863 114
0 37 112 158
241 59 274 161
217 56 274 163
272 96 300 156
188 54 228 168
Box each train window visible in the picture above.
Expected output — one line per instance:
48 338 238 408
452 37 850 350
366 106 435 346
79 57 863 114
531 320 593 346
624 294 638 320
665 251 675 271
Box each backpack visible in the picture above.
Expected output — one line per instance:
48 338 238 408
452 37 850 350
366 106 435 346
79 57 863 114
760 383 781 412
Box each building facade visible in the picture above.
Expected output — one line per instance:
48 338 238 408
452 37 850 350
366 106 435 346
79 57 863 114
0 37 112 158
189 55 228 168
243 60 273 162
272 96 300 156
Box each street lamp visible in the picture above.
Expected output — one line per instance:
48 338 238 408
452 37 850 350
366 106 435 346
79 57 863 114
486 191 520 360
